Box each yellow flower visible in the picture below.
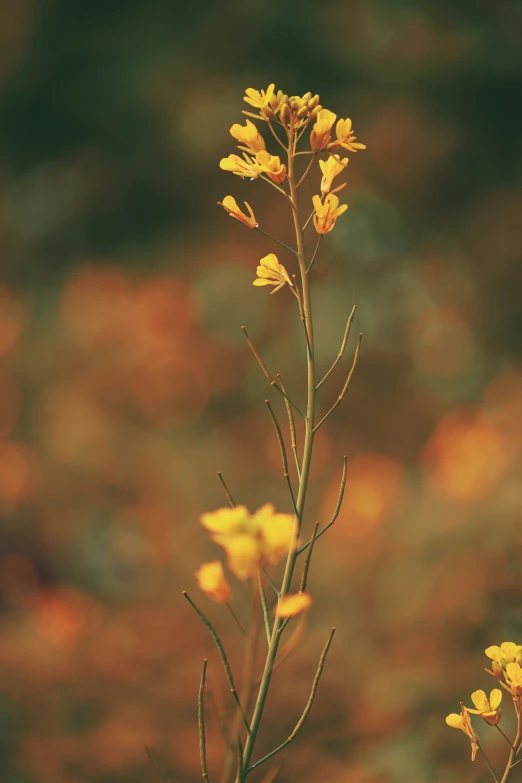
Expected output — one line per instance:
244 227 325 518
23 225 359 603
244 84 276 110
485 642 522 667
319 154 348 194
219 154 262 179
230 119 266 153
465 689 502 725
200 503 295 580
278 592 313 618
218 196 258 229
328 118 366 153
504 663 522 696
312 193 348 234
445 704 479 761
255 150 287 184
253 253 293 294
310 109 337 152
195 561 231 603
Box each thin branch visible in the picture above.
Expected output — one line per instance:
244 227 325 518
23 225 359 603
257 569 272 644
296 153 316 188
265 399 297 513
226 602 247 637
495 724 516 751
255 226 297 256
301 208 315 233
248 628 336 772
258 175 294 206
297 456 347 555
217 472 236 508
306 236 322 274
276 374 300 480
478 744 500 783
313 334 362 433
267 120 288 152
262 567 280 598
183 592 251 735
145 746 167 783
316 305 357 390
241 326 306 418
299 521 319 593
292 275 312 359
198 659 210 783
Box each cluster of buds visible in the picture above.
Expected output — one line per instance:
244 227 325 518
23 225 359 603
244 83 322 129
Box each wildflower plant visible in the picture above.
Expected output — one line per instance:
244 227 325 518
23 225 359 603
446 642 522 782
182 84 365 783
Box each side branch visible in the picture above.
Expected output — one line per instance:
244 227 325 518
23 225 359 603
247 628 336 772
183 592 251 736
277 374 300 479
255 227 297 257
217 472 236 508
313 334 362 433
316 305 356 390
297 456 347 555
265 399 297 513
198 659 210 783
299 521 319 592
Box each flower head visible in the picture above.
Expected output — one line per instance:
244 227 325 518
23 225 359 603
218 196 258 229
486 642 522 667
319 154 348 194
244 84 276 110
195 561 231 603
219 154 262 179
445 703 479 761
504 663 522 696
278 592 312 618
328 118 366 153
312 193 348 234
255 150 287 184
253 253 293 294
201 503 295 580
230 119 266 153
465 689 502 725
310 109 337 152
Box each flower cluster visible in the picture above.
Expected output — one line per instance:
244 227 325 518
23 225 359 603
217 83 366 294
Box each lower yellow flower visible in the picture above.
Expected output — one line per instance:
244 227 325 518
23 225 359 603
278 592 312 618
465 689 502 725
256 150 287 184
504 662 522 696
328 118 366 153
218 196 258 229
310 109 337 152
446 704 479 761
195 561 231 603
253 253 293 294
219 154 261 179
201 503 295 580
312 193 348 234
319 154 348 194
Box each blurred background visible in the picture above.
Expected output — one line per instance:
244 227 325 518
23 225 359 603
0 1 521 781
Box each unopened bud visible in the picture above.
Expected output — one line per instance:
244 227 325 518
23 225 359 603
262 106 275 120
492 661 504 680
308 94 320 110
290 97 299 111
516 650 522 665
301 91 312 104
280 104 291 124
297 106 309 119
309 105 322 119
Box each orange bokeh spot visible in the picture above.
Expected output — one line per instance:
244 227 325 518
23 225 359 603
60 266 133 346
0 284 26 357
0 441 32 503
408 307 473 377
30 588 87 649
321 453 405 544
0 368 20 438
422 408 513 502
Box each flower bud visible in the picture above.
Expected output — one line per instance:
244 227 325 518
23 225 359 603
290 96 300 111
492 661 504 679
308 94 320 110
297 106 309 119
309 104 322 119
280 104 292 124
301 91 312 103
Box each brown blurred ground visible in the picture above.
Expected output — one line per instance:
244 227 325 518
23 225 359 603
0 1 522 781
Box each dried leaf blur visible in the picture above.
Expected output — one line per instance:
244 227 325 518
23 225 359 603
0 2 521 782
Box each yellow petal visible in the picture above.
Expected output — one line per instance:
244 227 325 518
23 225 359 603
261 511 295 564
485 645 502 662
253 279 271 286
221 534 261 580
195 561 231 603
470 690 488 711
278 592 312 618
446 713 465 731
489 689 502 709
201 505 250 535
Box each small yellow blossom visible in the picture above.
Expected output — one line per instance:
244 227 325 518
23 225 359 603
201 503 295 580
278 592 313 618
485 642 522 667
319 154 348 194
310 109 337 152
312 193 348 234
504 663 522 696
219 154 261 179
244 84 276 110
230 119 266 152
465 689 502 725
255 150 287 184
253 253 293 294
218 196 258 229
446 703 479 761
195 561 231 603
328 118 366 153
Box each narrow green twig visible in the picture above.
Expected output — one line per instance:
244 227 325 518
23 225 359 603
292 275 312 359
183 592 251 735
478 744 500 783
296 153 316 188
313 334 362 433
262 568 280 598
257 569 272 644
265 399 297 513
145 746 167 783
198 659 210 783
299 521 319 592
306 236 321 274
297 456 347 555
267 120 288 152
226 602 247 637
495 724 516 751
277 374 300 480
316 305 357 390
301 208 315 233
217 472 236 508
247 628 336 772
255 227 297 256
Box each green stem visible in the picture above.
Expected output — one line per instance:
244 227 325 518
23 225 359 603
500 699 522 783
